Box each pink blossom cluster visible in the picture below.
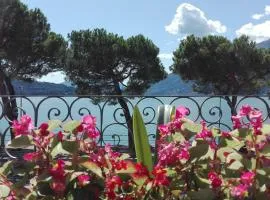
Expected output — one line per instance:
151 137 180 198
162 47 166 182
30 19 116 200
232 105 263 135
231 171 255 198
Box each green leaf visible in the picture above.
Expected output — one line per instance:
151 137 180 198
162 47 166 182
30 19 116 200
228 160 243 170
187 189 215 200
189 140 209 162
63 120 81 133
132 175 148 187
219 137 244 150
62 140 79 154
181 121 202 140
194 176 211 189
133 106 153 172
50 142 70 158
226 151 243 162
0 161 12 176
80 161 103 178
217 147 235 163
200 146 215 160
9 135 33 148
47 120 62 131
261 124 270 135
0 185 10 198
230 128 252 140
172 132 186 143
261 144 270 156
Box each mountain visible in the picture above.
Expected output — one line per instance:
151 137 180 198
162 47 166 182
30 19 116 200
145 74 197 96
12 80 75 95
257 39 270 48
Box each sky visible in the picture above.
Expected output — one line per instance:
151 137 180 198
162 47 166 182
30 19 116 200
21 0 270 83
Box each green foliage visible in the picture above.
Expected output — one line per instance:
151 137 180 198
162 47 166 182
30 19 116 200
65 28 166 97
9 135 33 148
172 35 270 95
132 106 153 171
0 0 66 80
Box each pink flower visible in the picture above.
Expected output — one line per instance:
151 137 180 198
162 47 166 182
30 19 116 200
231 184 248 198
87 129 100 139
231 115 242 129
12 115 33 136
133 163 149 178
50 181 66 194
158 143 180 166
175 106 189 119
208 171 218 181
57 131 64 141
23 152 40 161
82 115 96 128
221 131 231 138
179 149 190 161
39 123 50 136
240 171 255 185
152 166 170 186
208 171 222 189
239 105 252 116
105 176 122 199
78 174 90 187
158 124 170 136
49 159 65 182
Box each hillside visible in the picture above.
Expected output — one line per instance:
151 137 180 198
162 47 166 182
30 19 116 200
12 80 75 95
145 74 197 96
257 39 270 48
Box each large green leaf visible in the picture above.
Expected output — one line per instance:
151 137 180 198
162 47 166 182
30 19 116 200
181 121 202 139
9 135 33 148
0 185 10 198
133 106 153 172
0 161 12 176
47 120 62 131
80 161 103 178
50 142 70 158
63 120 81 133
62 140 79 154
189 140 209 162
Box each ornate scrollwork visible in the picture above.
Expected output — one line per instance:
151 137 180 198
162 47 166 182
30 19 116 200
0 95 269 159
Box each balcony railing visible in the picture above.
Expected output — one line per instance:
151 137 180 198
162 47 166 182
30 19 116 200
1 95 270 159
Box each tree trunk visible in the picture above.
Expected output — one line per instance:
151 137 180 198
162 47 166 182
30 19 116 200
113 80 134 154
224 95 238 116
0 69 18 139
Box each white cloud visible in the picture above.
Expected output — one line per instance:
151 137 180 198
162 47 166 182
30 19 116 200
158 53 173 60
38 71 66 83
265 5 270 15
252 14 264 20
236 21 270 43
251 5 270 20
165 3 226 36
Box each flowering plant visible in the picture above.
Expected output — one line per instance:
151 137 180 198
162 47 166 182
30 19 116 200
0 105 269 199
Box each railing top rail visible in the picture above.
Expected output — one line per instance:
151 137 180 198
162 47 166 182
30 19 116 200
0 94 269 97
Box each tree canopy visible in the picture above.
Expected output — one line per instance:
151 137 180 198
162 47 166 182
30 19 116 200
0 0 66 127
64 28 167 149
0 0 66 81
65 28 166 96
171 35 270 95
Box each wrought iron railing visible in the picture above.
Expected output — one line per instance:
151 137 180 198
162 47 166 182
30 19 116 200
1 95 270 151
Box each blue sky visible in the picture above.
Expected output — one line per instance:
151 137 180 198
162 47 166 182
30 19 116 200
21 0 270 83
